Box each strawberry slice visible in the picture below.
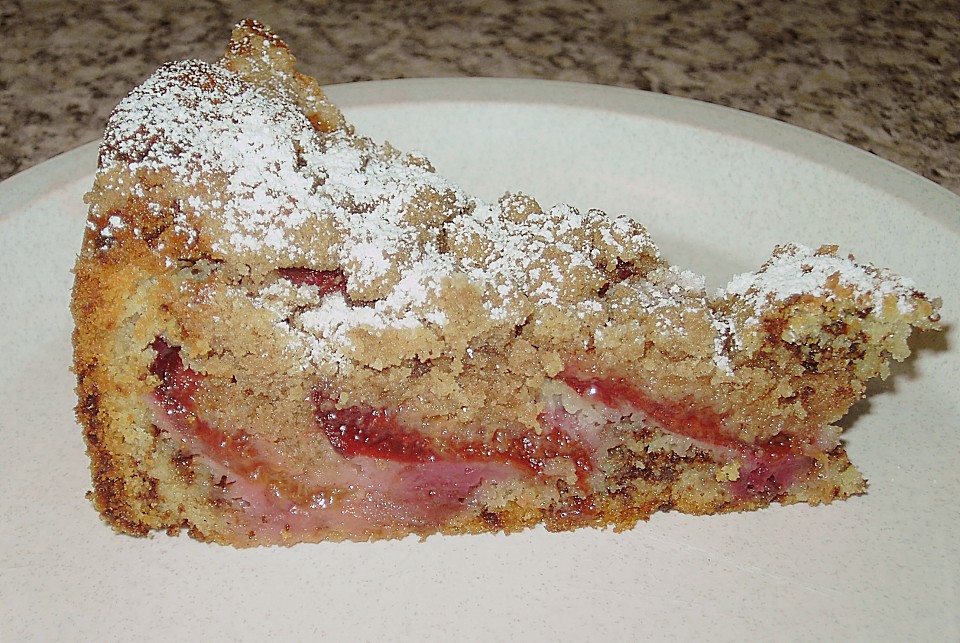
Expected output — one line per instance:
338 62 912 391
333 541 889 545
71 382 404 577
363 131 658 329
276 267 347 296
558 369 812 499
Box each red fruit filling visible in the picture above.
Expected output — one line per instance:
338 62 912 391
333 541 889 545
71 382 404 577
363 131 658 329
315 394 594 488
150 339 320 532
276 267 347 296
148 335 813 541
148 338 553 540
315 403 436 463
557 369 814 500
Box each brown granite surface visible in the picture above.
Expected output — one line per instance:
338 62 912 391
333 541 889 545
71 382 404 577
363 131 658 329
1 0 958 194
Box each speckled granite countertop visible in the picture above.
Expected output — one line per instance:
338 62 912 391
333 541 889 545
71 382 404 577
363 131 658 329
1 0 958 194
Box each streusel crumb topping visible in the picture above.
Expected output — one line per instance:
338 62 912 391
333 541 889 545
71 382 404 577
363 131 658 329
84 19 936 424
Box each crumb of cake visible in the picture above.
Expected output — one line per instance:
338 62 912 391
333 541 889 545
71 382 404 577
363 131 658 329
72 19 941 546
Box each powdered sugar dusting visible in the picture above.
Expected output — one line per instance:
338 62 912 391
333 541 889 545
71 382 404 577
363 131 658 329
93 55 671 370
724 243 919 315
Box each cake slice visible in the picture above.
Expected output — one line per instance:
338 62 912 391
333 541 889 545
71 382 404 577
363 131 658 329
72 20 941 546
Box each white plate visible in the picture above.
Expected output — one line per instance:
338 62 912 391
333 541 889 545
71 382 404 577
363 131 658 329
1 79 957 641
